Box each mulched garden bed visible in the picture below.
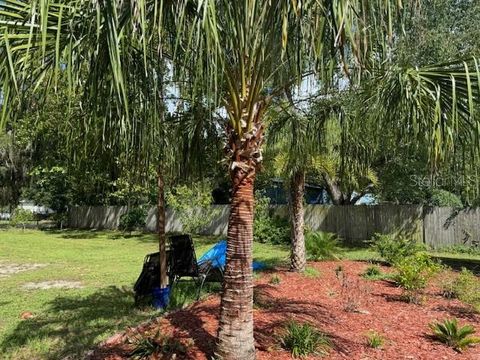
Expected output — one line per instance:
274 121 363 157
90 261 480 359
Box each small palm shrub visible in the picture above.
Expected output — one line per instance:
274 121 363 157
372 232 424 265
119 207 147 232
280 321 331 358
365 331 385 349
394 252 440 303
430 318 480 352
305 231 341 261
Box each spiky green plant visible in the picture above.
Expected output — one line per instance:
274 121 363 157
430 318 480 352
305 231 341 261
365 331 385 349
280 321 331 358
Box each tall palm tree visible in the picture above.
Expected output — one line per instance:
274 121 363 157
2 2 478 359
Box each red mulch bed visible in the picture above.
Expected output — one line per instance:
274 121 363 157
91 261 480 359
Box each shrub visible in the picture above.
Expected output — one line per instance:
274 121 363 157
166 182 219 235
270 275 281 285
429 189 463 208
253 191 290 244
280 321 331 358
451 269 480 312
394 253 440 303
305 231 341 261
362 265 383 280
10 208 35 230
365 331 385 349
119 207 147 232
430 318 480 352
372 232 424 265
129 332 187 359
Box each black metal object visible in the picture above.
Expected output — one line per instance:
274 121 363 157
168 234 223 299
133 234 223 304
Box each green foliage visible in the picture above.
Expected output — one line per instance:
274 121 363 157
305 231 341 261
280 321 331 358
372 232 424 265
429 189 463 208
440 269 480 312
394 253 440 303
10 208 35 229
129 332 187 359
304 266 321 278
253 191 290 244
365 331 385 349
430 318 480 352
439 245 480 256
24 166 71 213
361 265 387 280
119 208 147 232
166 182 219 235
269 275 281 285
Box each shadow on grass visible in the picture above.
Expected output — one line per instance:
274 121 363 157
433 256 480 275
0 286 156 360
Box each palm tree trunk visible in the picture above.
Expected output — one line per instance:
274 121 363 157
157 165 169 288
290 170 306 272
216 105 265 359
216 171 256 360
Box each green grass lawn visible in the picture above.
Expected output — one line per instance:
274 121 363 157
0 229 289 360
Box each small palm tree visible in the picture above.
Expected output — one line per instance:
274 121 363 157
430 318 480 352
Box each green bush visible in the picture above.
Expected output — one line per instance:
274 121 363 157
305 231 341 261
166 182 219 235
447 269 480 312
372 232 424 265
280 321 331 358
362 265 386 280
10 208 35 230
430 318 480 352
253 191 290 244
429 189 463 208
119 207 147 232
394 252 440 303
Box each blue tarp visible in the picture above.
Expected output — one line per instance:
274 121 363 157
198 240 265 271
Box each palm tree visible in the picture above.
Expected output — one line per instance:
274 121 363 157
2 2 479 359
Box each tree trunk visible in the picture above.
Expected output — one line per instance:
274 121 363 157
157 166 169 288
216 100 265 360
323 174 345 205
216 171 256 360
290 170 306 272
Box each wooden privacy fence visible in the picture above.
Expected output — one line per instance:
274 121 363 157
68 205 480 249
